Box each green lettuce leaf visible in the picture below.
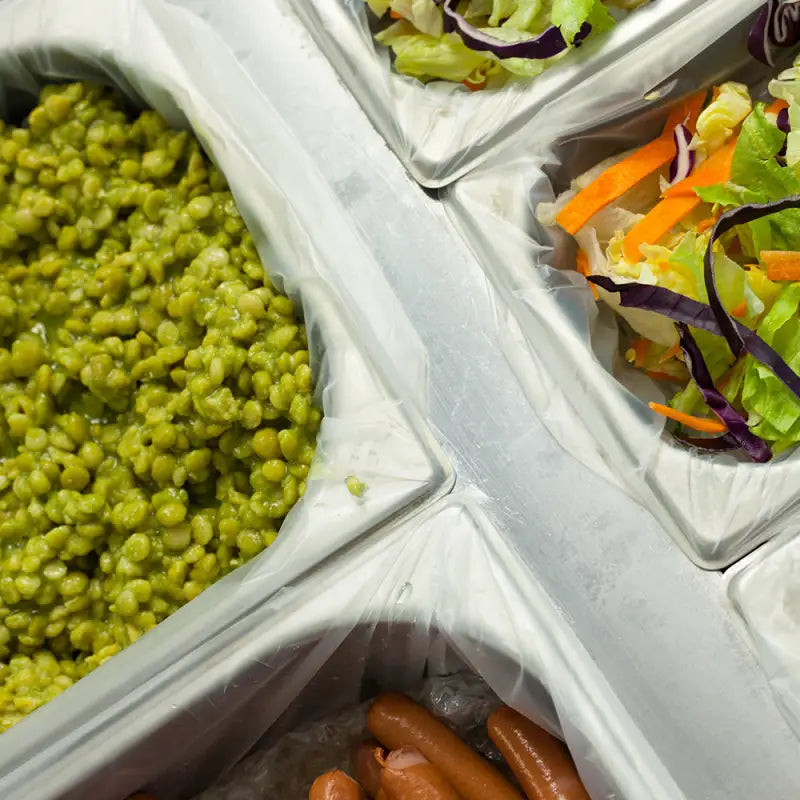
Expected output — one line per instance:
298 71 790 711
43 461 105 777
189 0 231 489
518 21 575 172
742 284 800 446
488 0 518 26
694 183 746 208
502 0 546 32
376 25 490 81
699 104 800 252
551 0 615 43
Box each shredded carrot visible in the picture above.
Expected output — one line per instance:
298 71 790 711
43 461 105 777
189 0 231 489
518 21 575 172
623 195 701 262
462 78 486 92
695 216 717 233
648 402 728 433
663 138 737 198
555 91 707 235
730 300 748 318
390 9 403 18
632 338 650 368
765 98 789 116
761 250 800 281
624 139 737 261
575 249 598 299
658 343 682 363
645 370 685 384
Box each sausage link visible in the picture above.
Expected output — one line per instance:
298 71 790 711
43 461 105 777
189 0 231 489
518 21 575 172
487 706 590 800
351 738 384 797
378 747 460 800
309 769 366 800
366 691 521 800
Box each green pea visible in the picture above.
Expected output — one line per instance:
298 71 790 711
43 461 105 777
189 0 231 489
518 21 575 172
261 459 286 483
252 427 281 459
113 589 139 618
60 466 90 491
123 534 151 562
0 81 319 732
77 442 103 470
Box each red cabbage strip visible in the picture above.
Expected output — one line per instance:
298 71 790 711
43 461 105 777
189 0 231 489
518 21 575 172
778 106 789 161
749 0 800 66
668 124 695 184
705 196 800 359
778 106 791 133
587 275 800 403
432 0 591 60
676 323 772 462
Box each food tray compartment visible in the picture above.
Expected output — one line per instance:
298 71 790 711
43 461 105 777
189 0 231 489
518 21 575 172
726 528 800 744
0 497 683 800
258 0 748 187
445 8 800 568
0 0 451 766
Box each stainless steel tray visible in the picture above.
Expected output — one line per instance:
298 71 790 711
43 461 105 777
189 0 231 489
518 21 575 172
0 0 451 782
445 7 800 569
283 0 756 187
1 1 800 798
0 497 682 800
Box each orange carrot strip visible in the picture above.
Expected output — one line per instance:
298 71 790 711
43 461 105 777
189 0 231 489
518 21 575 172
555 91 707 235
730 301 748 318
624 139 738 261
632 338 650 368
761 250 800 281
663 139 737 198
765 98 789 116
623 195 701 262
575 249 598 298
390 9 403 18
462 78 486 92
645 370 686 384
695 216 717 233
658 343 682 363
648 402 728 433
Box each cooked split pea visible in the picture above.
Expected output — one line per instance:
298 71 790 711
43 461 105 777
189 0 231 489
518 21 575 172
0 82 322 733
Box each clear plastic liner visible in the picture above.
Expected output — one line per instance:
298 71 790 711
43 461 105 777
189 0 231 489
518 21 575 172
0 495 685 800
0 0 451 775
193 673 507 800
726 529 800 744
445 3 800 569
249 0 757 188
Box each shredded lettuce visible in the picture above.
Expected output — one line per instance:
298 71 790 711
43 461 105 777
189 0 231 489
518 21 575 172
375 23 491 82
691 82 751 160
700 103 800 252
551 0 615 44
364 0 645 83
742 284 800 448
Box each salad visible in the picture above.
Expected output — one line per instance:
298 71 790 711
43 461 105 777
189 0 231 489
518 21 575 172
363 0 651 87
539 53 800 463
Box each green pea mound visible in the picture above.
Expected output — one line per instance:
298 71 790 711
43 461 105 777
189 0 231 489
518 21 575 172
0 83 321 732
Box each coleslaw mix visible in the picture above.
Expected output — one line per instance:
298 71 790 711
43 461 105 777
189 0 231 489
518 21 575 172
364 0 650 86
539 53 800 462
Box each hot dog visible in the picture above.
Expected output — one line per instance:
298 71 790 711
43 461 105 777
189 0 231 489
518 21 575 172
351 738 384 797
377 747 460 800
366 691 521 800
309 769 366 800
487 706 590 800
